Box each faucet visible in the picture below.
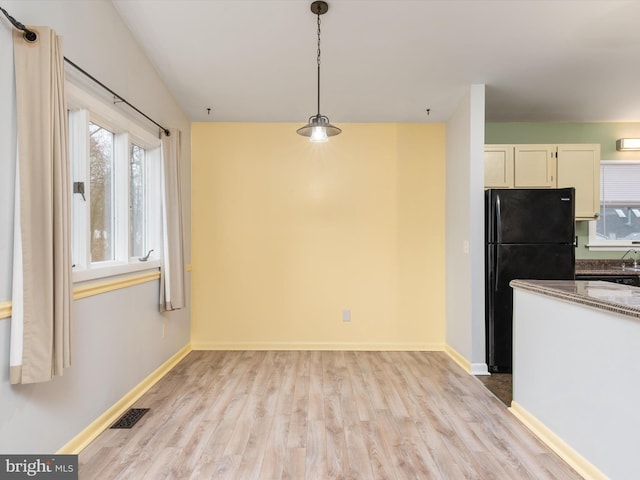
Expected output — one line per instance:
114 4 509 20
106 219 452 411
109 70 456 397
621 249 638 268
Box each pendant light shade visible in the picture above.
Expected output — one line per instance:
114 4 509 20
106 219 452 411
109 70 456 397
297 1 341 141
296 115 342 142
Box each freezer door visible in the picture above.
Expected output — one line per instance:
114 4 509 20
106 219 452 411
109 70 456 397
486 188 575 244
486 243 575 372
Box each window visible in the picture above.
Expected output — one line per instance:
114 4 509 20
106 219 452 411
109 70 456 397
588 160 640 250
89 122 115 262
67 82 162 282
130 143 147 259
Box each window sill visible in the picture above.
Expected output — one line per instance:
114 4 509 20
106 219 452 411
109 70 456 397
3 262 163 314
585 243 640 252
73 259 160 283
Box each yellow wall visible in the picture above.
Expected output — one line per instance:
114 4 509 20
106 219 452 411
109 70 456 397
191 123 446 349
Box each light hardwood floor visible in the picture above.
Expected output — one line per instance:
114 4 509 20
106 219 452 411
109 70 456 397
79 351 582 479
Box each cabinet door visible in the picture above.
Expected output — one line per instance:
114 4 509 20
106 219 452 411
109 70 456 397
556 144 600 220
514 145 556 188
484 145 514 188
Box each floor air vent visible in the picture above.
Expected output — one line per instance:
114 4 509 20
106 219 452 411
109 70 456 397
110 408 149 429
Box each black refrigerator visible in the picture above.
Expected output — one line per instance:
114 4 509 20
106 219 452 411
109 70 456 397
485 188 575 373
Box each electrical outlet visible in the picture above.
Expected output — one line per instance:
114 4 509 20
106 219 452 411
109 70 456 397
342 309 351 322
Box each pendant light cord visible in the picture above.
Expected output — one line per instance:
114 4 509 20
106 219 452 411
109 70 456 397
316 12 321 117
296 1 341 139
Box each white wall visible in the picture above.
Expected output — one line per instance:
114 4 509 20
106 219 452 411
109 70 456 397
0 0 191 453
445 84 486 373
469 85 486 370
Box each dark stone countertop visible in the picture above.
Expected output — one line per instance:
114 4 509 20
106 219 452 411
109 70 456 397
575 259 640 276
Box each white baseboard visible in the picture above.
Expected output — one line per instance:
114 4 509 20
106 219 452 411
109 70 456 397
445 345 488 375
57 344 192 454
510 401 607 480
470 363 489 375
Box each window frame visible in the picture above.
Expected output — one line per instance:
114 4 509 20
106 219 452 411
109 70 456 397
67 82 162 283
587 159 640 251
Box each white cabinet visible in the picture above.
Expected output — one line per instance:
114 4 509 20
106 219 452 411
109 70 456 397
556 144 600 220
514 145 556 188
484 143 600 221
484 145 514 188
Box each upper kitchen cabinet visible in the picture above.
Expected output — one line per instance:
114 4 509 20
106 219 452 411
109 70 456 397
556 144 600 220
484 144 514 188
514 145 556 188
484 143 601 221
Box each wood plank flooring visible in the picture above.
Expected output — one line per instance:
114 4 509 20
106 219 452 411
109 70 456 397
78 351 582 479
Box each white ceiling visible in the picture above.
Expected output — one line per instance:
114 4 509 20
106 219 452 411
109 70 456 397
112 0 640 124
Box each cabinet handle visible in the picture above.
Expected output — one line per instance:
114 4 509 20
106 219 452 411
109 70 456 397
594 212 600 218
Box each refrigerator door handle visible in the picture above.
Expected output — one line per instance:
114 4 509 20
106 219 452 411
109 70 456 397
495 247 500 291
496 195 502 244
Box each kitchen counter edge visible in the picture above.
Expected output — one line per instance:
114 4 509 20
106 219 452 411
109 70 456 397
510 279 640 320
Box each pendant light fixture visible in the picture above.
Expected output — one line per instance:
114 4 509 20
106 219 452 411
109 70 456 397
297 1 341 142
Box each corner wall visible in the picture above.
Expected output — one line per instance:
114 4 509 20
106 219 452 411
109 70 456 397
445 85 486 373
191 123 446 349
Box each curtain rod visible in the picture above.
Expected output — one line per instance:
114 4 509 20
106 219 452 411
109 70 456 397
1 5 171 137
63 58 170 137
0 5 37 41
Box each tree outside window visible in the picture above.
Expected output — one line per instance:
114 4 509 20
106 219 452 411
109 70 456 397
130 143 146 258
89 122 114 262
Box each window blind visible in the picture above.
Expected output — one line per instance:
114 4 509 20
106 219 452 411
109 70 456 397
601 163 640 204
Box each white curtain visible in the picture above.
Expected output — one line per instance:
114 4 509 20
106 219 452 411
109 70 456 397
160 129 186 311
10 26 72 384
